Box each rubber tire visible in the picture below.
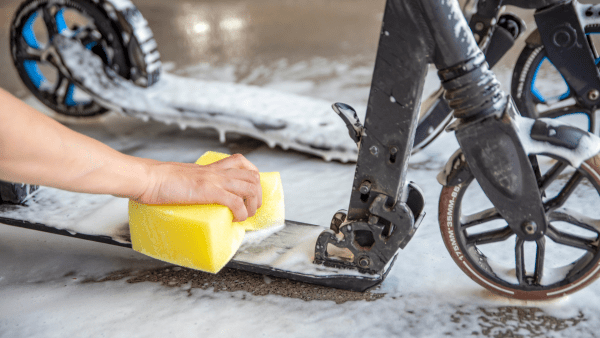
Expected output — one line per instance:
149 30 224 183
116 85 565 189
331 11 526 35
511 42 549 120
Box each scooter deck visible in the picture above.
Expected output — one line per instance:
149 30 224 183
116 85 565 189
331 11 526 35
0 188 392 292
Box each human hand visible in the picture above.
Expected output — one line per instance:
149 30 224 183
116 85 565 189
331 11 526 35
134 154 263 222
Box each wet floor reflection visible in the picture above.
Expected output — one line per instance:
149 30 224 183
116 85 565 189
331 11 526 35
174 2 251 63
146 0 385 67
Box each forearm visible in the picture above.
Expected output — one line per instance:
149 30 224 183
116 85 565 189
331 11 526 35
0 88 262 221
0 88 150 198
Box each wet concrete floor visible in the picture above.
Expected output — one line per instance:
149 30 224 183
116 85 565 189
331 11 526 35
0 0 597 336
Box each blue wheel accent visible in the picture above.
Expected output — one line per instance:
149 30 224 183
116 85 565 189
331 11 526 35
55 9 68 33
64 83 77 106
530 58 546 103
22 12 47 89
530 56 571 103
22 11 40 49
23 60 44 88
559 87 570 101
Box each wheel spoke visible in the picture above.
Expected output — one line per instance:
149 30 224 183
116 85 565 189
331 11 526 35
54 77 73 105
530 155 544 197
16 46 43 62
42 5 59 37
55 88 67 105
461 208 501 229
534 237 545 285
544 171 583 212
539 161 568 193
548 208 600 233
515 238 526 285
466 226 513 245
54 73 68 94
546 225 597 251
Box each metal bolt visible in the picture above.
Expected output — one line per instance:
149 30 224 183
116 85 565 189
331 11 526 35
359 181 372 195
474 22 484 31
522 221 537 235
390 146 398 155
368 215 379 225
473 33 480 43
359 257 370 267
370 146 379 156
588 89 600 101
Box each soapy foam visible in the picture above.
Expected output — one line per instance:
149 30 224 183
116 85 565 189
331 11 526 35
54 36 360 163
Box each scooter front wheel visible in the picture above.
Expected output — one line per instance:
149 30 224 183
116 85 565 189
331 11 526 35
439 152 600 300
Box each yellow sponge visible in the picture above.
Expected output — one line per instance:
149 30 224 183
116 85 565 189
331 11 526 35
129 151 284 273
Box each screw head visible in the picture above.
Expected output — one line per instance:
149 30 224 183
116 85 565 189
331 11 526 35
370 146 378 156
588 89 600 101
390 146 399 155
475 22 484 31
522 221 537 235
359 257 371 267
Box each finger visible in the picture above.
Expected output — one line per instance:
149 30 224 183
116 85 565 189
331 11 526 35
217 168 262 210
221 168 260 185
212 154 259 172
222 178 262 216
220 178 257 202
214 190 248 222
219 169 261 200
244 194 259 218
257 180 263 209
